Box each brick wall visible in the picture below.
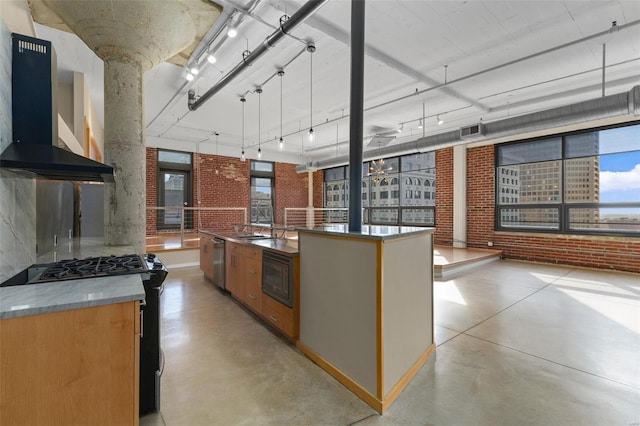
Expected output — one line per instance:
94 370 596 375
465 145 640 274
435 148 453 245
146 148 318 233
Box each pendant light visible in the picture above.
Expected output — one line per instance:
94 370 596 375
307 43 316 143
278 69 285 151
214 132 220 174
256 87 262 160
240 96 246 162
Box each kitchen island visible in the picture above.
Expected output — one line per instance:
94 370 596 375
296 225 435 414
199 229 300 340
0 241 145 426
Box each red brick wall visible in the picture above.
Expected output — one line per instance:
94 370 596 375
273 166 323 226
435 148 453 245
466 145 496 248
146 148 317 233
465 145 640 273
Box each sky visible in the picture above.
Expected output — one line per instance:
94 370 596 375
599 151 640 203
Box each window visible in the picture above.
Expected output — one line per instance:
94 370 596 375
322 151 435 226
250 161 274 224
496 124 640 235
157 149 193 230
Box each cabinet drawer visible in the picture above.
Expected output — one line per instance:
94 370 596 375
262 295 295 338
244 278 262 313
227 242 245 256
245 246 262 261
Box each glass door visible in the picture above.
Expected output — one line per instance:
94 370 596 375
158 170 192 230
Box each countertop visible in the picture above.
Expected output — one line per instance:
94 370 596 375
1 238 146 320
297 224 435 241
200 230 299 256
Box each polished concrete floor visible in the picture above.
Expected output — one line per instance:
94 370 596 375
141 260 640 425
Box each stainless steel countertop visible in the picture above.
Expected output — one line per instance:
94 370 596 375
199 230 299 256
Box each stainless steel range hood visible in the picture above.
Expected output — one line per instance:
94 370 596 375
0 33 114 183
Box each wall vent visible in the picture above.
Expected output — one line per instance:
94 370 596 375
460 123 485 139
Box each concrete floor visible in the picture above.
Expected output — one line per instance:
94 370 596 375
141 260 640 425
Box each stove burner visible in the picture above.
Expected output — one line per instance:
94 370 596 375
28 254 148 284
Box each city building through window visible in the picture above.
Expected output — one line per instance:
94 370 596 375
496 123 640 235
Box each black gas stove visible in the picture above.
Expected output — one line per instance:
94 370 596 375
0 253 163 287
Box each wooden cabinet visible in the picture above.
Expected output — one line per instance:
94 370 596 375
262 294 295 338
199 235 214 281
224 241 299 340
225 241 245 298
0 301 141 426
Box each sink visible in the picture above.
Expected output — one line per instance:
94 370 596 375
235 234 271 240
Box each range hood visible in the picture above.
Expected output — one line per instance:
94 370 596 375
0 33 114 183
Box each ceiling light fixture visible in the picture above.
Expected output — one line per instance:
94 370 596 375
207 53 216 64
185 72 194 81
437 115 443 125
240 96 246 162
368 140 393 185
191 66 199 75
397 124 403 133
227 26 238 38
417 119 423 129
278 69 285 151
257 86 262 160
307 42 316 143
214 132 220 174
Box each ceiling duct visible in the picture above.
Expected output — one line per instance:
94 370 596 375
297 85 640 172
188 0 328 111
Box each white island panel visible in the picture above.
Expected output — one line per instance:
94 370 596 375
299 233 378 395
382 233 434 396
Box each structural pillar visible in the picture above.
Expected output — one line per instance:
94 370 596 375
453 144 467 248
103 58 146 252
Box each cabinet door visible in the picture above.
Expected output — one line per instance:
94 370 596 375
200 238 214 281
0 302 140 425
244 257 262 312
225 242 244 297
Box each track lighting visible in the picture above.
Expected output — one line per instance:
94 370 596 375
397 124 403 133
437 115 443 125
308 43 315 144
240 96 246 162
227 26 237 38
190 66 199 75
185 72 194 81
207 53 216 64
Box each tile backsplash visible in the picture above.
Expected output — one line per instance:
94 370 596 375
0 19 37 282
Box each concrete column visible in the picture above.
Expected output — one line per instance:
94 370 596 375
453 144 467 248
103 58 146 252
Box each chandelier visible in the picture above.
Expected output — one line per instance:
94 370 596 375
367 135 394 184
368 157 393 184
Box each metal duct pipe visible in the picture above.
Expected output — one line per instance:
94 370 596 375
188 0 328 111
298 85 640 172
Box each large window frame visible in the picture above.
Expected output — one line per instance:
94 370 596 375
250 160 275 224
495 122 640 237
323 152 436 227
157 149 193 230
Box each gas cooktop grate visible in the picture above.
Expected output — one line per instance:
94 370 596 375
29 254 148 284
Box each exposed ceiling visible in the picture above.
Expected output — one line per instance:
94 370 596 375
33 0 640 167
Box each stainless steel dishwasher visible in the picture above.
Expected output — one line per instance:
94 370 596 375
212 237 226 290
